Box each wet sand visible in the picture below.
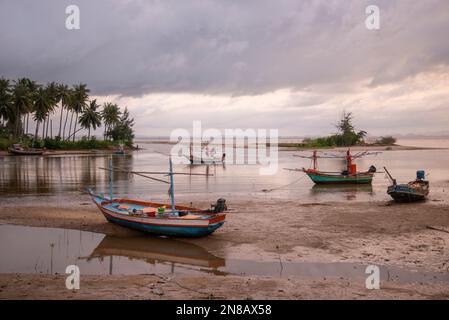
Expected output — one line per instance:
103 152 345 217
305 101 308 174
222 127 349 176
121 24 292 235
2 273 448 300
1 199 448 299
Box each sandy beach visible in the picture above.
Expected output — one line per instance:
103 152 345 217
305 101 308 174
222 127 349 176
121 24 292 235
1 198 448 299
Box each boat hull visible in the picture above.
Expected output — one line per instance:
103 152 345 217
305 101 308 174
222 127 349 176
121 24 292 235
91 194 226 237
8 148 44 155
189 156 224 165
104 214 224 237
304 169 373 185
387 184 428 202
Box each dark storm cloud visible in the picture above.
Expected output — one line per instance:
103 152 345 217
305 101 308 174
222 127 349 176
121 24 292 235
1 0 449 97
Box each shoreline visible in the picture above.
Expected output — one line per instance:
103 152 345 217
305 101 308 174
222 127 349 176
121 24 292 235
1 199 448 299
0 144 437 157
0 147 140 157
278 144 446 152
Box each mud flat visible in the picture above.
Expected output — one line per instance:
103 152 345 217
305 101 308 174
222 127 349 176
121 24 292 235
0 199 448 299
1 273 449 300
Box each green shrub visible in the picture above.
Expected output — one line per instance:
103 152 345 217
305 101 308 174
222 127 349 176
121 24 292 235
0 137 13 150
375 136 397 145
40 136 116 150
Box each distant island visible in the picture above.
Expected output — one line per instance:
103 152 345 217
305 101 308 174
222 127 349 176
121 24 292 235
278 112 397 149
0 77 135 151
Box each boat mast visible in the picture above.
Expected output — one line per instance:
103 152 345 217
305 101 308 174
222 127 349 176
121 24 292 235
168 157 177 215
346 149 352 172
108 158 114 200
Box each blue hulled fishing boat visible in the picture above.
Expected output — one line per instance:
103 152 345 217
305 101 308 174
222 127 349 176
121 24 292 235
89 158 227 237
384 167 429 202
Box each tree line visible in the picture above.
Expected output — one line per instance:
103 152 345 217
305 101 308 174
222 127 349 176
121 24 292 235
300 112 396 148
0 77 134 145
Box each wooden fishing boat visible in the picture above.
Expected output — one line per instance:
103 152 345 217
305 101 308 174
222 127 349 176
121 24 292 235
303 168 374 184
189 155 225 165
115 144 125 154
8 144 44 156
287 149 378 185
89 193 226 237
384 167 429 202
187 142 225 164
89 158 227 237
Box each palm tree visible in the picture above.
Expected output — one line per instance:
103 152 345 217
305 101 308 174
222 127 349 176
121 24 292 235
101 102 121 140
69 83 89 141
0 78 12 127
11 78 34 138
79 99 102 139
33 87 51 142
21 78 38 136
62 87 74 140
42 82 58 139
56 84 70 139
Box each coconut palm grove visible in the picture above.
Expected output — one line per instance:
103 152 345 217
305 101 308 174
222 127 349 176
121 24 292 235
0 77 135 150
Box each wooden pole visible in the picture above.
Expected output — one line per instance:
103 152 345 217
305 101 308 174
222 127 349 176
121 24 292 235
108 159 113 200
383 167 396 185
99 167 170 184
169 157 177 215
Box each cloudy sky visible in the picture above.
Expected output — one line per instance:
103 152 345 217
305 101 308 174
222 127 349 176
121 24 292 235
1 0 449 137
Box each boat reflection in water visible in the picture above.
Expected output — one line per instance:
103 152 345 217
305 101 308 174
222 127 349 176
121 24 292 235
86 235 226 274
310 184 373 201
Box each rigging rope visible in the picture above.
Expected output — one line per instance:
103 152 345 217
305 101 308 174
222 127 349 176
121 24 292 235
261 174 307 193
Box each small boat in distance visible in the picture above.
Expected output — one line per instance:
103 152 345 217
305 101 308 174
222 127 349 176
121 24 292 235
115 144 125 154
384 167 429 202
187 142 225 164
89 158 227 237
8 144 44 156
287 149 378 185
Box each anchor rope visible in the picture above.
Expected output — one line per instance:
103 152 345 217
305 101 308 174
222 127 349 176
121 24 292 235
261 174 307 193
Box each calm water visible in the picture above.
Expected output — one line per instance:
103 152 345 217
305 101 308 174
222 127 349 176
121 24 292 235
0 138 448 206
1 224 448 284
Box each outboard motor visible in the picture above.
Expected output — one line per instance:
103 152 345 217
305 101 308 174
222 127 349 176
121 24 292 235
368 165 377 173
213 198 227 213
416 170 425 180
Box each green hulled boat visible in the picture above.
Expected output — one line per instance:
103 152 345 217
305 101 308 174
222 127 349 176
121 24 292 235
287 149 379 185
302 168 374 185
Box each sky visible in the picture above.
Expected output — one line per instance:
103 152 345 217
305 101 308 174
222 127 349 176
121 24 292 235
1 0 449 137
